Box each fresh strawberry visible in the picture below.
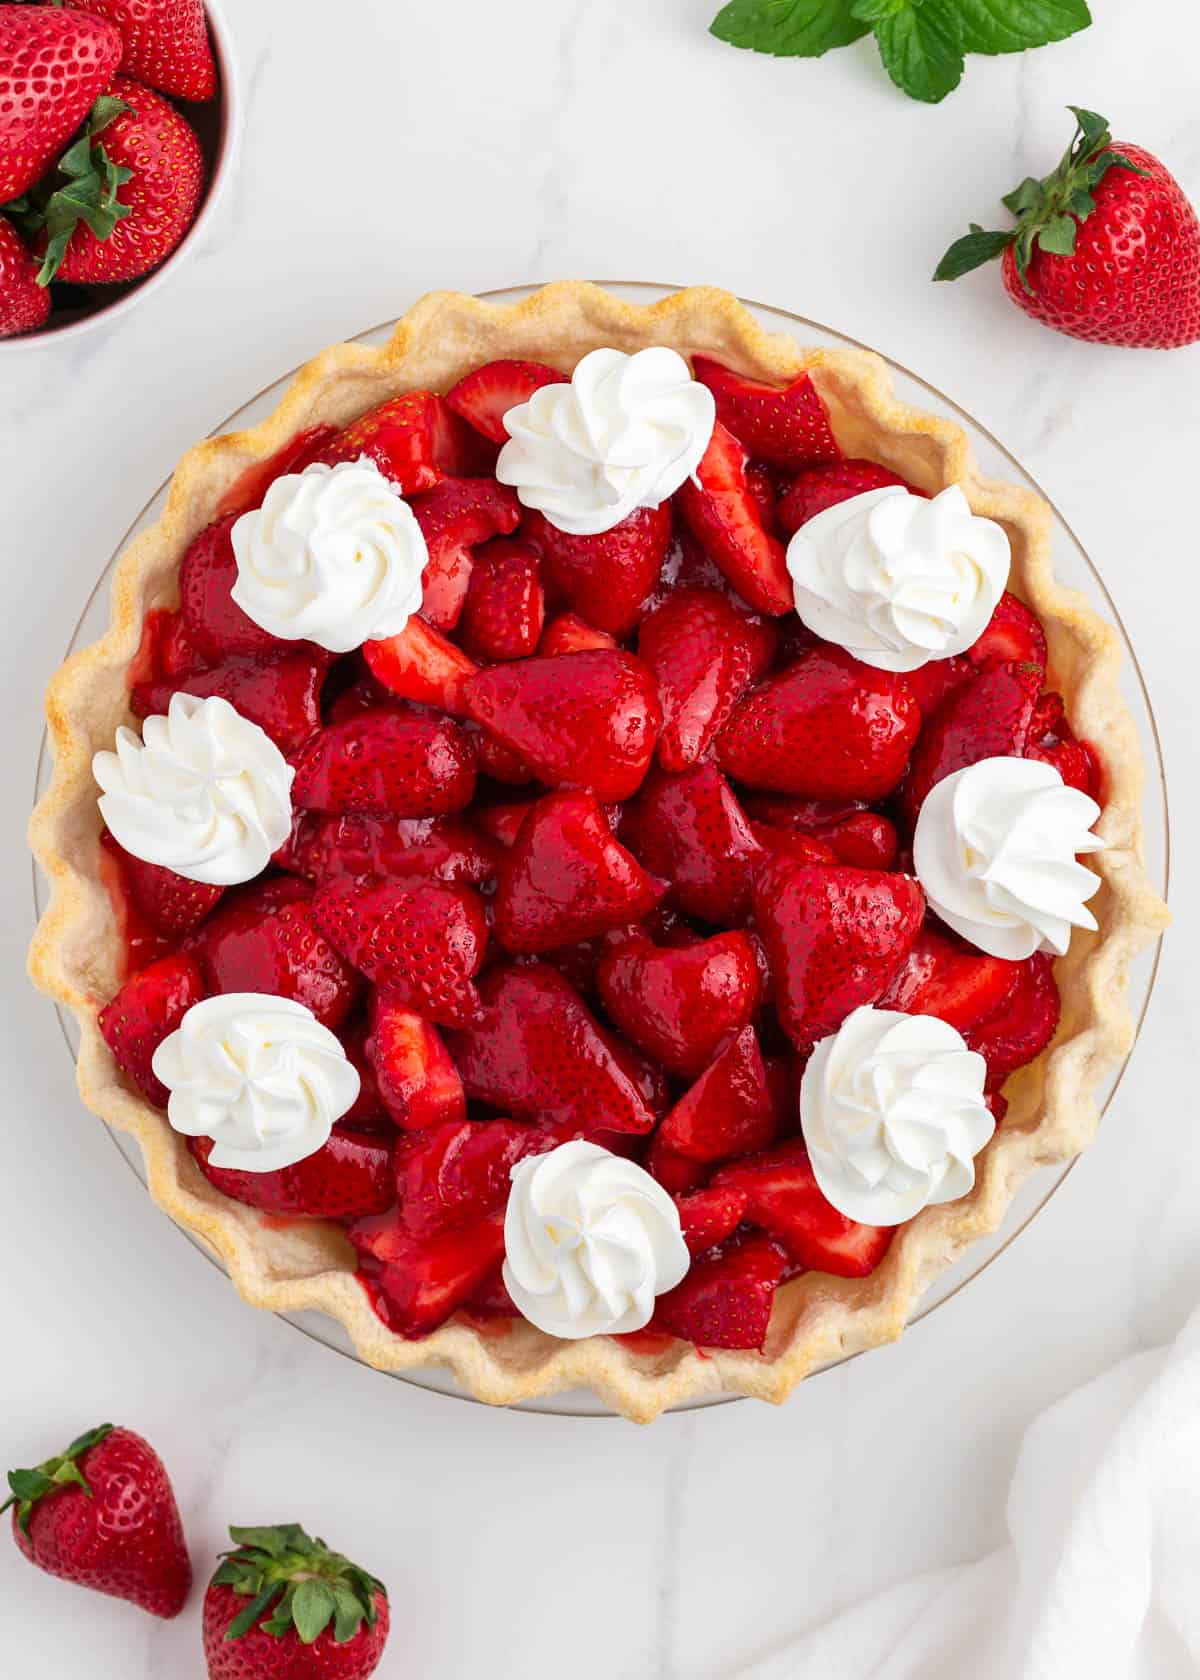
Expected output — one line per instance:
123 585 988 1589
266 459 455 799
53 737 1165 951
0 216 50 339
351 1210 506 1337
936 107 1200 349
656 1025 778 1164
690 356 839 470
5 1424 189 1618
132 649 327 754
749 822 837 867
713 1142 894 1277
879 924 1020 1031
494 791 662 954
964 952 1060 1082
189 877 360 1031
675 422 792 615
637 587 776 772
101 831 223 935
312 877 487 1027
290 708 477 817
752 858 924 1050
776 459 913 536
718 645 920 800
366 992 465 1132
202 1522 388 1679
966 591 1047 669
538 612 618 657
742 795 899 871
524 502 671 637
214 425 340 522
34 77 204 284
410 478 522 629
653 1233 787 1350
445 963 656 1135
395 1119 563 1237
67 0 217 101
674 1186 748 1256
363 617 478 715
625 760 762 924
178 516 289 660
98 950 205 1105
596 930 760 1079
280 812 498 888
904 654 973 721
464 650 661 803
445 357 567 442
460 538 544 660
900 659 1042 826
0 7 121 201
314 391 489 495
189 1127 395 1220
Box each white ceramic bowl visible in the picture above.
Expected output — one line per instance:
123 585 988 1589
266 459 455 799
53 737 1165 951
0 0 242 351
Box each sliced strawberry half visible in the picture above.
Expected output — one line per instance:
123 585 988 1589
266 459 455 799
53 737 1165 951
395 1119 565 1238
189 1127 395 1220
656 1025 778 1164
742 796 899 872
364 618 478 715
132 649 328 755
98 951 206 1106
776 459 914 536
624 760 763 925
964 951 1061 1082
879 924 1021 1032
653 1233 788 1350
524 502 671 638
314 391 491 493
445 358 567 443
674 1186 748 1256
177 517 290 661
966 591 1047 669
410 478 522 630
291 708 477 817
596 930 760 1080
539 612 619 658
749 823 837 867
100 832 223 936
900 659 1042 827
675 422 793 616
366 991 466 1132
691 356 839 471
338 1018 388 1127
352 1210 506 1337
637 587 777 772
281 812 498 887
713 1142 894 1277
460 538 545 661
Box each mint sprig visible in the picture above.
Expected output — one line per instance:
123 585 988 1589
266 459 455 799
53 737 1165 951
710 0 1091 103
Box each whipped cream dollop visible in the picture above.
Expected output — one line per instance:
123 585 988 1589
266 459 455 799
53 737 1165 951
914 755 1104 961
230 457 428 652
802 1006 994 1226
503 1140 690 1338
152 993 360 1171
496 347 715 536
94 693 294 886
786 483 1010 672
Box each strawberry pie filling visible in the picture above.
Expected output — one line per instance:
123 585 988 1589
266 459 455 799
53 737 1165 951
93 349 1105 1355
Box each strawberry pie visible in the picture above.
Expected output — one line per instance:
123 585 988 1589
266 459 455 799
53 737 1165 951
30 284 1167 1420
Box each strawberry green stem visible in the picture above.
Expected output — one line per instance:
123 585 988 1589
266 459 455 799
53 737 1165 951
2 1423 113 1538
211 1523 386 1646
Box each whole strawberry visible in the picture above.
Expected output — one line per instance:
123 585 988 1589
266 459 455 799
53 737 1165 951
0 6 121 201
936 107 1200 348
65 0 217 102
3 1423 190 1617
203 1524 389 1680
0 216 50 339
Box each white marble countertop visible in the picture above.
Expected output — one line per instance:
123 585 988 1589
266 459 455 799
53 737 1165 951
2 1 1196 1673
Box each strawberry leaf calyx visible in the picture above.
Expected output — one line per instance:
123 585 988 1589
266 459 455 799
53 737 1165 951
1 1423 113 1538
0 95 133 287
213 1522 386 1647
934 105 1149 291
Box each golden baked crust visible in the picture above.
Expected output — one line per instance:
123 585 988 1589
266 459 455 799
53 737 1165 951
28 282 1168 1422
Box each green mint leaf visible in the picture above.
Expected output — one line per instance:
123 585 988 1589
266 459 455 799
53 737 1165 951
956 0 1091 55
851 0 905 18
225 1585 283 1642
293 1580 337 1645
710 0 871 56
332 1584 367 1644
872 0 964 103
933 224 1013 280
1036 213 1078 255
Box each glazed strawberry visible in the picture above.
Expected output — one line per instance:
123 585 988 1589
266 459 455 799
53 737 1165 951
202 1523 388 1680
904 654 973 721
656 1025 778 1164
653 1233 787 1350
743 796 898 871
68 0 217 101
214 425 340 522
5 1424 189 1617
291 708 477 817
1027 690 1101 798
460 538 545 660
446 963 656 1135
395 1119 564 1237
596 930 760 1079
674 1186 748 1256
410 478 522 629
713 1142 894 1277
315 391 488 494
364 617 478 714
752 858 924 1050
967 591 1047 669
0 7 121 201
133 650 327 754
101 831 223 934
879 924 1020 1032
900 659 1042 826
936 107 1200 349
189 1127 395 1220
598 1026 672 1119
352 1210 506 1336
745 463 777 531
776 459 912 536
98 950 205 1104
471 798 535 850
0 216 50 339
675 422 792 615
157 609 204 677
647 1134 708 1196
718 646 920 800
494 792 662 954
338 1019 387 1126
473 725 536 786
367 992 465 1132
964 952 1060 1081
191 878 361 1031
750 822 837 867
637 587 777 772
524 502 671 637
464 650 662 803
178 517 287 660
691 357 839 470
281 812 498 888
625 760 762 924
445 357 567 442
538 612 618 657
35 77 204 284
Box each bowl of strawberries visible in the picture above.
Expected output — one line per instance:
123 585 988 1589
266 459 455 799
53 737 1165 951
0 0 240 344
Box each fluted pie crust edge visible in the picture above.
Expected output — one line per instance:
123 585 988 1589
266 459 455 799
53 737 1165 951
28 283 1169 1422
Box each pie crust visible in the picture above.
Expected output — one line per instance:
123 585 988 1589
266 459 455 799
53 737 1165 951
28 282 1169 1422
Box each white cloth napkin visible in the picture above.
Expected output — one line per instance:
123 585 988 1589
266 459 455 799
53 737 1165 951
737 1307 1200 1680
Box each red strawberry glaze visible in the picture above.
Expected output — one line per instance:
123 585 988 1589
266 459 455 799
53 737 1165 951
97 831 174 975
214 424 340 521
